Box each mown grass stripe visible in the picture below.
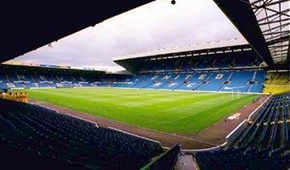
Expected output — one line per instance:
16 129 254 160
16 88 259 133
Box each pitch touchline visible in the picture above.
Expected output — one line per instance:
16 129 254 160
155 131 218 146
36 101 218 146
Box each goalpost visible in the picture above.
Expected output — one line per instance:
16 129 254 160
231 89 241 100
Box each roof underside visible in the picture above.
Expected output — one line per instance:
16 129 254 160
213 0 289 67
1 0 155 63
249 0 289 64
114 38 249 61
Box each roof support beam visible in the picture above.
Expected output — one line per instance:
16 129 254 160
259 18 289 25
262 22 290 33
263 30 290 36
257 9 290 22
252 0 289 8
213 0 274 66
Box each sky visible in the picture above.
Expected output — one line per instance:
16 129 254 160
14 0 243 72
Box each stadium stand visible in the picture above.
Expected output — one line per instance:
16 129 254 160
117 52 262 73
0 51 267 93
263 72 290 94
0 99 162 169
0 69 266 93
195 92 290 169
0 92 28 103
131 69 265 93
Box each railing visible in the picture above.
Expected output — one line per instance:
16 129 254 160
141 143 180 170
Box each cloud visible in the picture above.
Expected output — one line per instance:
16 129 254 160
14 0 243 72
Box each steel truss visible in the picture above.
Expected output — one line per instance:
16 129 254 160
248 0 290 64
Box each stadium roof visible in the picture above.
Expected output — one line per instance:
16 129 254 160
113 38 249 61
213 0 289 67
0 0 155 63
249 0 289 64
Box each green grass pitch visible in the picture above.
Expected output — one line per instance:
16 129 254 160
17 88 259 134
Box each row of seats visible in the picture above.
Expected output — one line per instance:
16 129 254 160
196 146 290 170
263 85 290 94
195 92 290 169
0 71 99 89
1 69 266 93
118 70 265 93
0 99 162 169
235 93 290 148
263 72 290 94
135 53 261 72
266 72 290 85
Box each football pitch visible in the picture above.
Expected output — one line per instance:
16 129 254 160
17 88 259 134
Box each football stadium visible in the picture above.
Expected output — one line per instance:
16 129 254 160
1 0 290 169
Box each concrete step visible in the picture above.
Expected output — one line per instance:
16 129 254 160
175 154 198 170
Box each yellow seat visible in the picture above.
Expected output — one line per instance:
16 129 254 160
263 72 290 94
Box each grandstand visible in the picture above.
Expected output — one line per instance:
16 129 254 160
264 71 290 94
0 38 288 95
196 92 290 169
0 40 268 94
0 99 162 169
1 0 289 169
